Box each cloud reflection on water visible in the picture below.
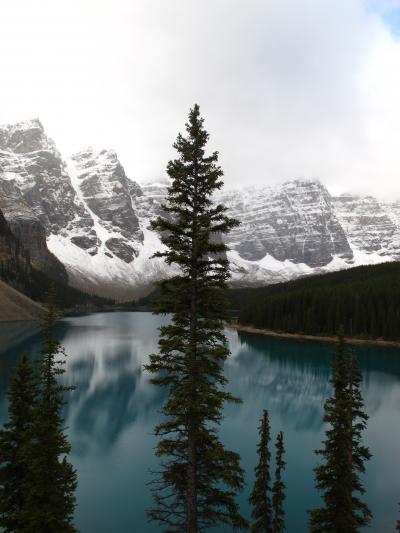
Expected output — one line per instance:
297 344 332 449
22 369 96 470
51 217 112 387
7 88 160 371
1 312 400 531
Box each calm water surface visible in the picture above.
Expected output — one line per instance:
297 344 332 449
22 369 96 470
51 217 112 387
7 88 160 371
0 312 399 532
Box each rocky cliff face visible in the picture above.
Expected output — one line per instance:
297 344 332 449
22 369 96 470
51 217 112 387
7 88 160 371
0 207 31 287
0 122 68 283
218 179 353 267
46 151 162 300
70 148 143 262
0 118 399 300
332 194 400 259
0 120 90 236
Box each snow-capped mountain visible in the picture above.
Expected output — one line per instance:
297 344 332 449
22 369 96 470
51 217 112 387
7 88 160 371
0 119 69 282
49 149 173 300
0 119 398 300
218 180 353 266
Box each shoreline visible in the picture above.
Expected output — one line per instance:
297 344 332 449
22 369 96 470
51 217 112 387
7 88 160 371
227 323 400 349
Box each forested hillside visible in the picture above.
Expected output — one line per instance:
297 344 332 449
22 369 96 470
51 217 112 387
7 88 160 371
236 261 400 340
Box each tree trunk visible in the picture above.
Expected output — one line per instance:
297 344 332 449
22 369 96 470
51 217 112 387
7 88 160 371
187 170 199 533
187 415 197 533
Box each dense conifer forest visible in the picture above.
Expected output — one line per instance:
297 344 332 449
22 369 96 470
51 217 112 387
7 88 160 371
27 269 114 309
235 261 400 340
136 261 400 340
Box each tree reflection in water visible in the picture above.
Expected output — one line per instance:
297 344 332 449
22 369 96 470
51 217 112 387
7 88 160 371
0 312 400 532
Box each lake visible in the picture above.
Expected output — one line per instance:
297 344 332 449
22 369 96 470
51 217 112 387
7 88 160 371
0 311 399 532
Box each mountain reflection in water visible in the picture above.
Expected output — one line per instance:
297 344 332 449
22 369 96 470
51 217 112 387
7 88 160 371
0 312 399 532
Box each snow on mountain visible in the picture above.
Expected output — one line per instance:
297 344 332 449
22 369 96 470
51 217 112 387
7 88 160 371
218 179 353 267
0 118 399 300
0 119 71 281
47 151 175 300
0 119 92 237
332 193 400 259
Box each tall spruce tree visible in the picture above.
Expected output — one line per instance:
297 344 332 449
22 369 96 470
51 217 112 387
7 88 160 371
272 431 286 533
309 333 371 533
24 287 77 532
0 353 37 532
145 104 246 532
347 351 372 529
249 410 272 533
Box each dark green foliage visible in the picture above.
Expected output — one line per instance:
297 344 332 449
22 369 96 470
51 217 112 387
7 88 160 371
145 104 246 532
0 289 78 531
249 412 286 533
309 333 371 532
24 287 77 532
1 263 114 309
0 354 37 532
237 261 400 340
272 432 286 533
249 410 272 533
28 268 114 309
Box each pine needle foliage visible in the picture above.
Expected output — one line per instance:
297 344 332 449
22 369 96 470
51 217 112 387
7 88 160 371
0 354 37 532
272 432 286 533
145 104 246 532
309 332 371 533
24 287 77 532
249 410 272 533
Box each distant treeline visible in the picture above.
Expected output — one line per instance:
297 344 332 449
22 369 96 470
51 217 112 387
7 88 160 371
236 261 400 340
2 261 113 310
28 269 114 309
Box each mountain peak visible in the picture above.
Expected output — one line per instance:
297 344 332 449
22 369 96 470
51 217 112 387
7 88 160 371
0 117 52 154
0 117 44 131
281 177 323 189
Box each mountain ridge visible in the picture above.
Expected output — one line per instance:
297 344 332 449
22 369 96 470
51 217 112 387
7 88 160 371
0 119 397 300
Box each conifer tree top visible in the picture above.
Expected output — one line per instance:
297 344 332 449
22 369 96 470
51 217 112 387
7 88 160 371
146 104 246 531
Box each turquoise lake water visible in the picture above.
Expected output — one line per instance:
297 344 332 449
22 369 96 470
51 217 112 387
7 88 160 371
0 311 399 532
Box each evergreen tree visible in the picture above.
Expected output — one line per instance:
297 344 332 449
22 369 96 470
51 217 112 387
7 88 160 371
145 104 246 532
249 410 272 533
24 287 77 532
0 353 37 532
347 351 371 529
272 431 286 533
309 333 371 533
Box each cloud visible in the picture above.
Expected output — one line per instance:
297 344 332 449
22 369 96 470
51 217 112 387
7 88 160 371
368 0 400 10
0 0 400 198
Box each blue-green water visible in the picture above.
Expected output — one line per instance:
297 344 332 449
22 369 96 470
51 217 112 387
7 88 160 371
0 312 400 532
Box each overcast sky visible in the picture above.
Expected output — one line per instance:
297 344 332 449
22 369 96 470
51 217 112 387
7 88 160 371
1 0 400 198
